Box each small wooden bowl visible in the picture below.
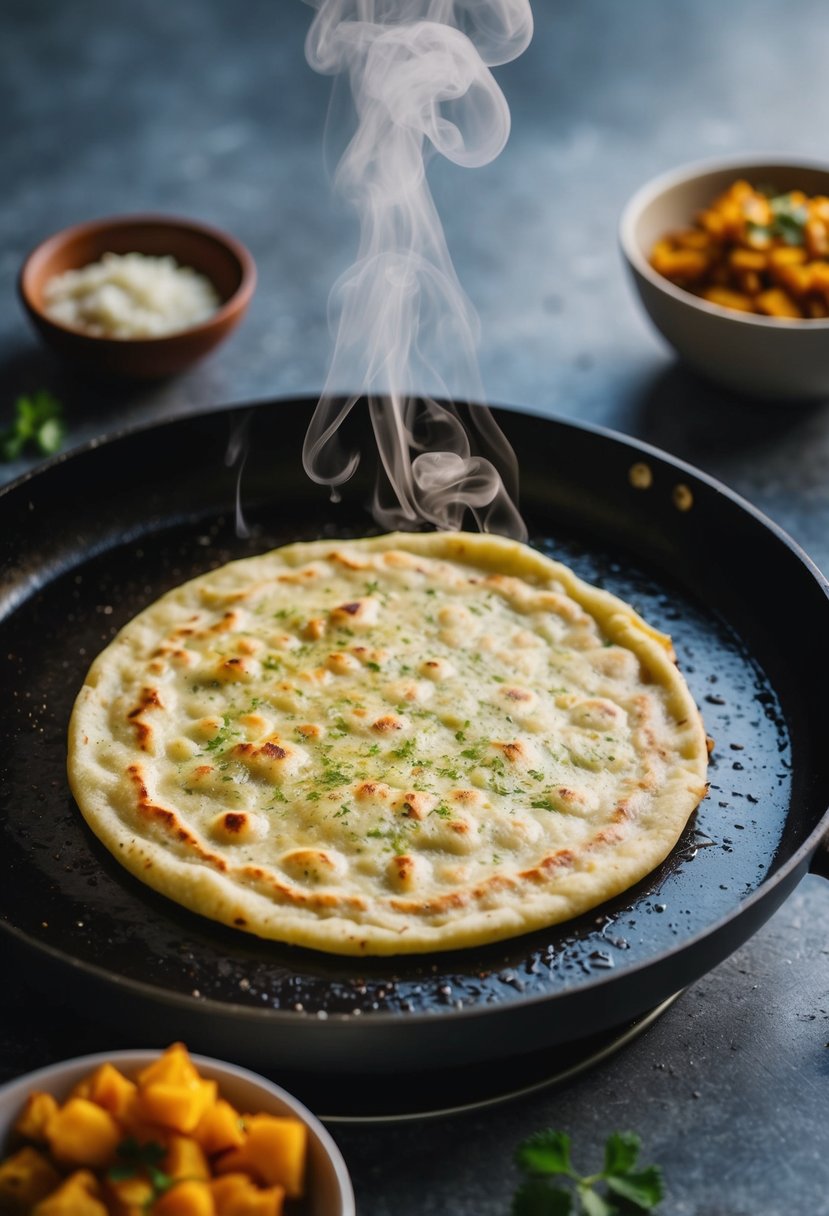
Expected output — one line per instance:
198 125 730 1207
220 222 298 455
19 215 256 379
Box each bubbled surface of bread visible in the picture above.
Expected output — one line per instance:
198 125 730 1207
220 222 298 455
68 532 708 955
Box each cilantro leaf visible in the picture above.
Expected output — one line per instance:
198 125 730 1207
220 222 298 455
579 1190 614 1216
512 1179 573 1216
0 393 65 459
107 1139 173 1200
516 1130 573 1177
603 1132 641 1177
514 1130 663 1215
605 1168 664 1210
36 416 64 454
0 390 65 461
770 193 808 245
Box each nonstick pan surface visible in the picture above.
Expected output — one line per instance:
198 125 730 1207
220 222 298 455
2 398 828 1075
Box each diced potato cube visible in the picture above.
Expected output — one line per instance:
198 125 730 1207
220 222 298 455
152 1178 215 1216
729 248 767 272
772 262 812 298
211 1173 285 1215
701 287 756 313
137 1078 217 1134
768 244 808 269
805 217 829 257
164 1135 210 1182
85 1062 138 1121
0 1146 62 1212
696 208 726 238
12 1091 59 1142
45 1097 121 1168
194 1099 246 1155
755 288 803 318
650 247 709 283
136 1043 200 1090
809 261 829 304
135 1045 218 1133
104 1173 155 1216
241 1115 307 1198
32 1169 108 1216
672 227 712 251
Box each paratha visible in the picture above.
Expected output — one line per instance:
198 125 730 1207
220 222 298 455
68 532 708 956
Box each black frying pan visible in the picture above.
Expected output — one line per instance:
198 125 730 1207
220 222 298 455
1 398 827 1079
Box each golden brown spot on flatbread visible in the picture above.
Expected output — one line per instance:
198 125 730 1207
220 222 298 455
398 792 432 820
127 686 164 752
494 741 526 763
209 611 240 634
355 781 391 801
327 550 370 570
125 764 226 867
372 715 403 733
519 849 576 882
214 656 253 682
326 651 359 675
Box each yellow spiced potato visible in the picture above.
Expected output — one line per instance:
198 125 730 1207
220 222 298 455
194 1100 246 1156
215 1114 307 1198
0 1146 61 1212
651 179 829 318
12 1094 59 1146
135 1045 218 1135
152 1179 214 1216
0 1044 310 1214
164 1136 210 1183
31 1169 108 1215
44 1098 121 1169
84 1064 139 1123
211 1173 286 1216
104 1172 156 1215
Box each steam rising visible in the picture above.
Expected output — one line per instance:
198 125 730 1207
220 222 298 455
303 0 533 538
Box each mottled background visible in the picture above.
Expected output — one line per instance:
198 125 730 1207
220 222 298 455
2 3 829 1213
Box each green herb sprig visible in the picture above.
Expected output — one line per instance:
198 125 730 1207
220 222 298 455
1 390 65 460
513 1130 664 1215
107 1138 173 1201
747 191 809 247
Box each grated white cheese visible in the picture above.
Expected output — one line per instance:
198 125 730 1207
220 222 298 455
44 251 220 339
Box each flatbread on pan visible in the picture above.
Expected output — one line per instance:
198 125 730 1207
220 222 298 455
68 532 708 956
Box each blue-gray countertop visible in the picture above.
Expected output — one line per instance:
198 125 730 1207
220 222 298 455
2 2 828 1211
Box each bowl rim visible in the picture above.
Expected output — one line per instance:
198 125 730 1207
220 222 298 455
619 152 829 330
0 1048 355 1215
18 213 257 346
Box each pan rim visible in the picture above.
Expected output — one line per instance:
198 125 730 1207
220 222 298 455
3 395 829 1031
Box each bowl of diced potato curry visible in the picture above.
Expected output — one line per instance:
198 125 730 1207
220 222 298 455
0 1043 355 1215
620 156 829 400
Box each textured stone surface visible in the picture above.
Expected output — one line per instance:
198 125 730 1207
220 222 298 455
1 1 828 1211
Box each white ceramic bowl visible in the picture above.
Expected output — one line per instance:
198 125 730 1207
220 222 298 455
620 155 829 401
0 1050 355 1216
